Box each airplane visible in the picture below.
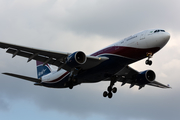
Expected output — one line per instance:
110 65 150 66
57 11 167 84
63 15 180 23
0 29 171 98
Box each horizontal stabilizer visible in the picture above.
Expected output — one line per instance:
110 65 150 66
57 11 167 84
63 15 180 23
2 73 41 83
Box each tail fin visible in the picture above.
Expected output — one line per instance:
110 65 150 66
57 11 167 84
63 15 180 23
36 61 52 79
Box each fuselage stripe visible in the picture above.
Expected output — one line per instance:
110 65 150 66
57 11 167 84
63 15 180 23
91 46 160 60
43 71 69 83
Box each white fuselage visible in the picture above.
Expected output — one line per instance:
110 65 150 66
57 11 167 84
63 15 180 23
105 29 170 51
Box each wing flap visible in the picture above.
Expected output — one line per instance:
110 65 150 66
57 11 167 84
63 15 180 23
0 41 70 58
6 48 62 66
3 73 41 83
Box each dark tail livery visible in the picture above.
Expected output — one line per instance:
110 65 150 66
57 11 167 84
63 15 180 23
36 61 52 79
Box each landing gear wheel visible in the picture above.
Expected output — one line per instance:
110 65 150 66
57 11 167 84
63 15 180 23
145 60 152 66
112 87 117 93
67 81 73 89
69 84 73 89
107 86 112 92
108 92 113 98
148 60 152 65
103 91 108 97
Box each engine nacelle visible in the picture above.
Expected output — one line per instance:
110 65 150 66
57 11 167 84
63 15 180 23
66 51 87 68
137 70 156 84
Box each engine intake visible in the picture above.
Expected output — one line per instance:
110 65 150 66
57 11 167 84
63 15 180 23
137 70 156 84
66 51 87 68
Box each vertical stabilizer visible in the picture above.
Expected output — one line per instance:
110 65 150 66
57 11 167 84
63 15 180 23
36 61 52 79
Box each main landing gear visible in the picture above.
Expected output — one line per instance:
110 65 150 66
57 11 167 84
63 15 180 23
145 52 153 66
64 68 79 89
103 75 118 98
64 78 77 89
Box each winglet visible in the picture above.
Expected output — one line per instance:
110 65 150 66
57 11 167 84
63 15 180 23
167 84 172 89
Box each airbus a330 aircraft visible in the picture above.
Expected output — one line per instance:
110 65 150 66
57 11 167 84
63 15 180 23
0 29 171 98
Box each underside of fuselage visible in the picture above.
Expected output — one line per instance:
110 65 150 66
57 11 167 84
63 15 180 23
41 54 132 88
41 45 160 88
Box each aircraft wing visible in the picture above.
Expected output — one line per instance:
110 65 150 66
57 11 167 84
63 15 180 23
115 66 171 89
0 42 108 71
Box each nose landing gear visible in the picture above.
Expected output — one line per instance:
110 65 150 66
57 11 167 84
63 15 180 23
145 53 153 66
145 59 152 65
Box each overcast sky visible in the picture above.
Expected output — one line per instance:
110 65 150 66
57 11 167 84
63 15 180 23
0 0 180 120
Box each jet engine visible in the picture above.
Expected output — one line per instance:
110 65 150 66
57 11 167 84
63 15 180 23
137 70 156 84
66 51 87 68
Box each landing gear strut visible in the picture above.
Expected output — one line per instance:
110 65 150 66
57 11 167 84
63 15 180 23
145 53 153 66
64 68 79 89
103 75 118 98
64 77 78 89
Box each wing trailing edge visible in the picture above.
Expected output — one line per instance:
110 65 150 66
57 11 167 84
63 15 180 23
114 66 171 89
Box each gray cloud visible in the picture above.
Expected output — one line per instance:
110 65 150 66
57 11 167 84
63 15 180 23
0 0 180 120
0 98 9 111
46 0 180 38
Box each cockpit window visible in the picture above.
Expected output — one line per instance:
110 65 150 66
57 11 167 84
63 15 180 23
154 29 165 33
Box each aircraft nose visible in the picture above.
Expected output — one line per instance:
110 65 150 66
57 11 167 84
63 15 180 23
158 32 170 48
163 32 170 42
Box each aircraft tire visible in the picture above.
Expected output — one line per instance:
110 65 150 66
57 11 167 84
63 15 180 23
112 87 117 93
149 60 152 65
69 86 73 89
69 83 73 89
103 91 108 97
145 60 152 65
108 92 113 98
107 86 112 92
